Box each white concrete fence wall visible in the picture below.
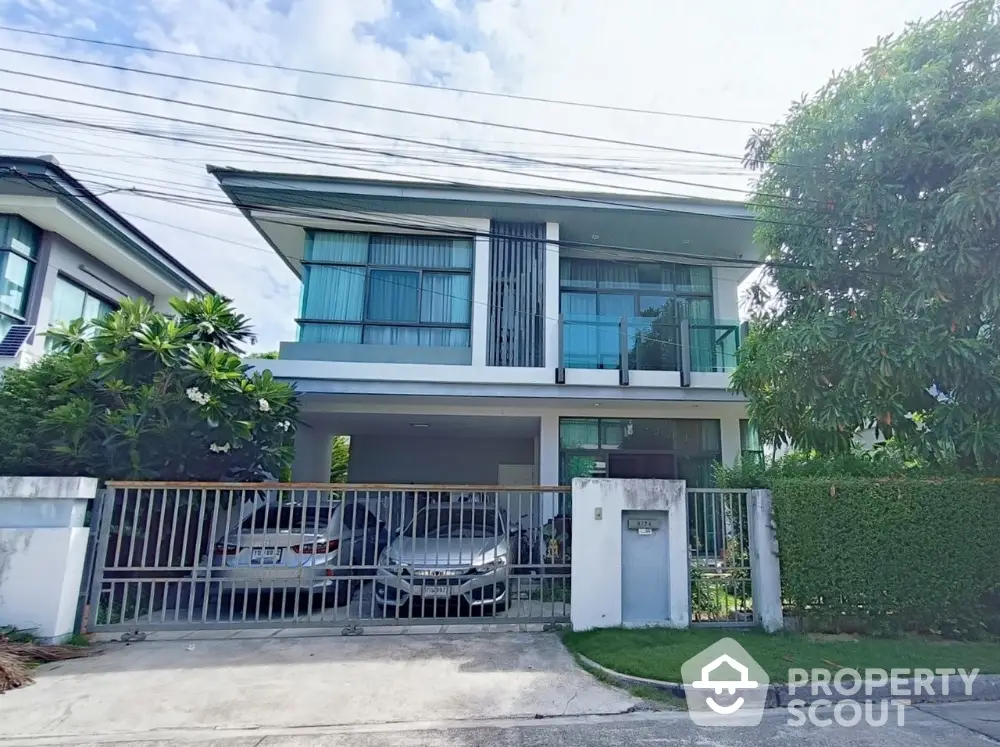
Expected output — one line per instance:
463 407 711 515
0 477 97 642
569 479 783 633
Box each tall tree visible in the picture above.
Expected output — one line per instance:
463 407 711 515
733 0 1000 468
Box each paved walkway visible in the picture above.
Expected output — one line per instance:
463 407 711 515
0 633 635 742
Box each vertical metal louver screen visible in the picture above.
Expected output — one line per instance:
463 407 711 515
487 221 546 367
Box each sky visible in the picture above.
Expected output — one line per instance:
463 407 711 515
0 0 958 350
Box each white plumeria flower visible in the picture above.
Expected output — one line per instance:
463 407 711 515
258 398 271 412
186 387 210 405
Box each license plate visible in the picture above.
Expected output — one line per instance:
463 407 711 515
421 585 452 598
251 548 282 564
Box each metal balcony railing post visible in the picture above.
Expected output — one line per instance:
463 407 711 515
619 317 629 386
680 318 691 387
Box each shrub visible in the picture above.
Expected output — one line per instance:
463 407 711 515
772 477 1000 638
0 295 298 481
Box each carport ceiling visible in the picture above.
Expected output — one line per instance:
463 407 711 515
307 413 539 439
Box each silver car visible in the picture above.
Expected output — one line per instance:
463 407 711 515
202 496 387 605
375 502 509 613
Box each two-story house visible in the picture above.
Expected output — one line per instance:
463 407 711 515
212 167 761 492
0 155 213 367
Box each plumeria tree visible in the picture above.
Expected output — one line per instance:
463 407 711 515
0 295 298 481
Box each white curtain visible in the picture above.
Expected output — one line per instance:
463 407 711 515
369 235 472 268
307 232 368 263
301 266 365 321
421 273 470 324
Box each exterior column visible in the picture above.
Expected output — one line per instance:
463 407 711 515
539 413 560 519
719 412 742 466
749 489 784 632
470 218 491 367
544 222 560 369
291 426 334 483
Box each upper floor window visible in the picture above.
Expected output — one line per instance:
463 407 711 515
45 275 116 350
298 231 473 347
0 214 41 339
559 257 716 370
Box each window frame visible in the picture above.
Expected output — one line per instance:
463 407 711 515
558 417 723 488
558 257 715 321
45 273 118 348
558 257 716 370
0 214 41 328
297 231 474 345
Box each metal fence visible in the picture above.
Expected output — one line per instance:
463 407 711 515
87 483 572 636
687 488 753 625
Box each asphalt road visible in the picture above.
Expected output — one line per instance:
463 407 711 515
1 703 999 747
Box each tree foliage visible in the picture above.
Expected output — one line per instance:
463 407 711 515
330 436 350 483
734 0 1000 468
0 295 298 481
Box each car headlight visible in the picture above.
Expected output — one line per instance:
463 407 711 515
378 550 401 573
474 555 507 573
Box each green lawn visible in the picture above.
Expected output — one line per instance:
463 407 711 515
562 627 1000 683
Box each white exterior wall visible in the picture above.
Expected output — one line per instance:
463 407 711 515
28 232 154 357
543 222 560 368
570 478 689 630
713 265 745 324
469 218 492 367
0 476 97 642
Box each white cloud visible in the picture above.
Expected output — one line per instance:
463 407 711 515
0 0 956 348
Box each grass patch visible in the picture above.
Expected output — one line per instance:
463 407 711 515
573 653 685 709
562 627 1000 683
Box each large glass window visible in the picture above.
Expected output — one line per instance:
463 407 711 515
298 232 473 347
558 417 722 488
559 257 717 371
740 419 764 466
0 215 40 334
46 276 116 349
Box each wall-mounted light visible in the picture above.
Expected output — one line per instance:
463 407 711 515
410 423 430 428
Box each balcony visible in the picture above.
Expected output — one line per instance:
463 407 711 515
560 315 742 377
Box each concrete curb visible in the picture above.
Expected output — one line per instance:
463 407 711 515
576 655 1000 707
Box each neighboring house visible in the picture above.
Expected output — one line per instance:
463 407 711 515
212 168 763 493
0 155 213 368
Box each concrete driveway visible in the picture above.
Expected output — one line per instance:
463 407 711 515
0 632 637 743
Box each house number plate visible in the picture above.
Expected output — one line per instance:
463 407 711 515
627 518 661 531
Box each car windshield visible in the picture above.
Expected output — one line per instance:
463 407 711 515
240 503 337 532
407 507 503 539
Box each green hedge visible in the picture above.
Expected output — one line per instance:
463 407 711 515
772 478 1000 638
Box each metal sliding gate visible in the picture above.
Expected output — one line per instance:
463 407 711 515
87 482 572 636
687 488 754 625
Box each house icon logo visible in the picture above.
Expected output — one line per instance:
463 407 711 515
680 638 770 726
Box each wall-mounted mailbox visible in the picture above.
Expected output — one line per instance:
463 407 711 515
627 518 661 531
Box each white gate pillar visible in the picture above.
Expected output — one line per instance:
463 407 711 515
570 478 689 631
0 477 97 642
749 488 784 632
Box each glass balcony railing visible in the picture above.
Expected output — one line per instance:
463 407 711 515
561 315 742 373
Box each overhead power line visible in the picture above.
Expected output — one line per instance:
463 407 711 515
0 53 767 168
4 166 890 281
1 104 848 236
1 166 768 271
0 24 771 127
0 64 818 209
